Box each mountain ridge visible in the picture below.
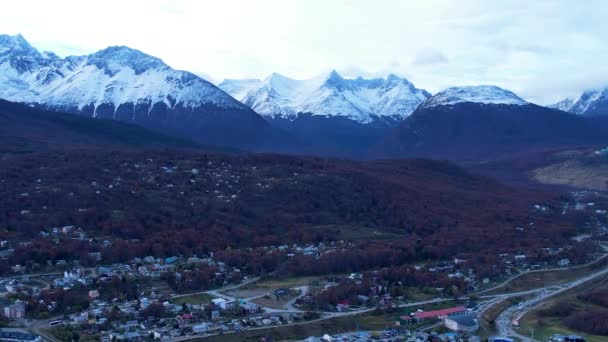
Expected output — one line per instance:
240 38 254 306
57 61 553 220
219 71 431 124
374 86 608 161
552 88 608 117
0 33 292 151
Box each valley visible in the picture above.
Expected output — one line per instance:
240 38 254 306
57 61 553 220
1 8 608 341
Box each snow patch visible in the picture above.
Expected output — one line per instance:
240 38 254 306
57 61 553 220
420 85 529 109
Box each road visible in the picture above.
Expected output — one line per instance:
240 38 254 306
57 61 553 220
170 297 458 342
492 262 608 341
173 261 608 342
172 276 260 301
285 286 308 311
478 253 608 295
23 316 64 342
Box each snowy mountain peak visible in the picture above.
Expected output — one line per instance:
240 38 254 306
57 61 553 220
0 33 34 52
420 85 529 109
0 34 245 114
386 73 400 82
219 72 431 123
0 34 48 73
321 70 349 91
88 46 167 75
552 88 608 116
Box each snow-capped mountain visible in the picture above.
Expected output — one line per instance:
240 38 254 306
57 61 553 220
219 71 431 124
375 85 608 160
0 34 244 112
419 85 529 109
552 88 608 116
0 33 291 150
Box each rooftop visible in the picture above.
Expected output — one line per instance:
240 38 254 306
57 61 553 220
414 306 466 319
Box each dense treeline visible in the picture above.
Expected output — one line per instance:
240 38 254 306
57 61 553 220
0 151 588 273
538 288 608 337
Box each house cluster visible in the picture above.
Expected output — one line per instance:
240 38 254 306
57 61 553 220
40 224 88 240
305 329 481 342
87 296 296 340
262 240 352 260
0 278 42 299
53 269 89 289
549 334 586 342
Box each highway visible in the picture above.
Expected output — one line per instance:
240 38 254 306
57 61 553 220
492 262 608 341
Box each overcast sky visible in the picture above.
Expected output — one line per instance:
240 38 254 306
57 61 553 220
2 0 607 104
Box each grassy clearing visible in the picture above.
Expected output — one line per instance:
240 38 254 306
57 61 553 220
224 275 330 299
485 255 608 295
255 276 324 290
251 295 292 310
171 293 215 305
519 311 606 342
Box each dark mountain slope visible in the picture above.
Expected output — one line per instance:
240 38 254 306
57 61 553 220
376 102 608 161
0 99 203 153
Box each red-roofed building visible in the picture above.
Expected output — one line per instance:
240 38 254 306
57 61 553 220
413 306 467 322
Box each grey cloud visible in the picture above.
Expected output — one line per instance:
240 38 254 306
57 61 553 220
412 49 448 65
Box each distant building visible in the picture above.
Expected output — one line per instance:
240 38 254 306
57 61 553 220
165 256 179 264
444 313 479 332
490 337 515 342
218 300 237 310
270 288 291 301
3 300 25 319
413 306 467 322
239 303 260 314
192 323 209 334
0 328 41 341
88 290 100 300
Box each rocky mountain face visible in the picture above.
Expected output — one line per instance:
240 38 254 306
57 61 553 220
0 34 292 151
552 88 608 117
220 71 430 156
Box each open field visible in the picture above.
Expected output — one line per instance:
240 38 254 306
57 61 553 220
518 274 608 342
171 293 216 305
223 276 326 299
251 294 295 310
485 254 608 295
255 276 325 290
519 312 606 342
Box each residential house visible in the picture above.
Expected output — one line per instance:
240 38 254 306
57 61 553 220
239 303 260 314
270 288 291 301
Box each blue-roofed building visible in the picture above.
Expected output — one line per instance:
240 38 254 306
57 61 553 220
165 256 179 264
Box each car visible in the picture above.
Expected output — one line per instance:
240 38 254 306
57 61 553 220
49 320 63 326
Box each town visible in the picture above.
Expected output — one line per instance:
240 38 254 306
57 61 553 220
0 153 607 341
0 208 605 342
